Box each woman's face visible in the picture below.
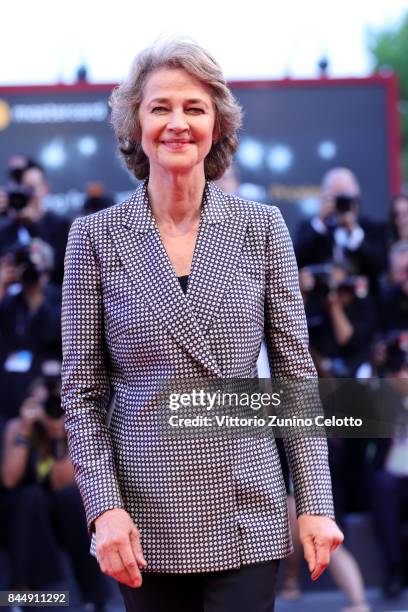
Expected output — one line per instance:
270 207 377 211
138 68 217 177
393 197 408 228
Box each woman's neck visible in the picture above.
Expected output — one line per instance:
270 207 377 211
147 168 205 227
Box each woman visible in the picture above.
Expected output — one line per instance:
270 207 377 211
389 193 408 243
61 40 343 611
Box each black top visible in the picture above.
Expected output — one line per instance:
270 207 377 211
177 275 189 294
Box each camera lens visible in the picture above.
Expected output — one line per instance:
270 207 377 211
335 194 357 214
7 186 33 211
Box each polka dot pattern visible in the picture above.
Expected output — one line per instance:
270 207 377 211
61 180 334 573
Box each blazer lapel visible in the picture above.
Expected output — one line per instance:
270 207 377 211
187 182 249 335
108 182 227 377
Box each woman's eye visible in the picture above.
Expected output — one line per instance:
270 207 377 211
152 106 168 113
187 108 204 114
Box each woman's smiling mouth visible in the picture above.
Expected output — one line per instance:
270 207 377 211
161 140 193 150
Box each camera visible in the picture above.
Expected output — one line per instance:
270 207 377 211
334 194 359 214
43 370 63 419
6 185 33 211
302 264 366 301
8 244 41 285
302 264 332 299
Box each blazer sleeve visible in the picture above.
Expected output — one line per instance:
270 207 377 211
264 206 335 519
61 216 125 534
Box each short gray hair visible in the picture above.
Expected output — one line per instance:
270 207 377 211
109 39 242 180
321 167 361 197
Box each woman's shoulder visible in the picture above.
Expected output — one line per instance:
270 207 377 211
72 184 145 234
208 181 280 222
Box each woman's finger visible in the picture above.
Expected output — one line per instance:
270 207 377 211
302 536 316 573
118 544 143 587
311 539 331 580
130 528 147 568
105 549 137 587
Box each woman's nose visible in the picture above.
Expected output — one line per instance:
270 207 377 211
167 111 189 131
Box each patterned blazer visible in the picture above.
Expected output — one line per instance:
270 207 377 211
61 180 334 573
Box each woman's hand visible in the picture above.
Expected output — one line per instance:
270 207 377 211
94 508 147 588
0 255 19 295
298 514 344 580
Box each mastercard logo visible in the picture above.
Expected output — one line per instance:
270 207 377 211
0 99 11 130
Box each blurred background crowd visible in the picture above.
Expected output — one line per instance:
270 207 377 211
0 158 114 610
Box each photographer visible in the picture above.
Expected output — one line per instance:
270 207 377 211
300 263 375 377
368 344 408 598
0 160 70 285
0 366 109 608
0 239 62 419
295 168 386 289
388 193 408 244
378 241 408 334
